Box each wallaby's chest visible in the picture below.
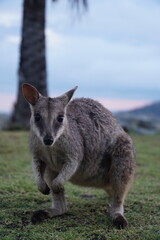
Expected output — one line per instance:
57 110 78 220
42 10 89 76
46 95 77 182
38 146 66 172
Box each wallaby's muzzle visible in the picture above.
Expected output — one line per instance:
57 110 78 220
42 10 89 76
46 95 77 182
43 136 54 146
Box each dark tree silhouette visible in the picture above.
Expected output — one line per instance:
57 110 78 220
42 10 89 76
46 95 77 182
10 0 87 129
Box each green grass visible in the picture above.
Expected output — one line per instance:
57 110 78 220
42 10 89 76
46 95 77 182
0 131 160 240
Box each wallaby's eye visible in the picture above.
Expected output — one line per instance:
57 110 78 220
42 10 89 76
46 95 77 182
57 114 64 123
34 113 41 122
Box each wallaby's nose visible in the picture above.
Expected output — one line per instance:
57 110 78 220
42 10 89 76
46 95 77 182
43 137 54 146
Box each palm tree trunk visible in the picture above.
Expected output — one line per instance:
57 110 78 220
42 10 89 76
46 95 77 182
10 0 47 129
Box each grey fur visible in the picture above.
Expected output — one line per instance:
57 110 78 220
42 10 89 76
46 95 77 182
22 83 136 228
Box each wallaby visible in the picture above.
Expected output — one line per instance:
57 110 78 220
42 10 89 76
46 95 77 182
22 83 136 229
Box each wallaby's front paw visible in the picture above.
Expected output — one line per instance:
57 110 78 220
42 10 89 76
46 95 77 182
39 185 50 195
37 180 50 195
52 179 64 193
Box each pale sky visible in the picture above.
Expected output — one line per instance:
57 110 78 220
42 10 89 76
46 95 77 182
0 0 160 113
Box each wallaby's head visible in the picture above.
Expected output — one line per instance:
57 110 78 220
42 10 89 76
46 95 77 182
22 84 77 146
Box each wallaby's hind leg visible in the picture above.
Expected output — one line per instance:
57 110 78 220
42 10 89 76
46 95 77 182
31 167 67 224
107 135 135 229
109 184 129 229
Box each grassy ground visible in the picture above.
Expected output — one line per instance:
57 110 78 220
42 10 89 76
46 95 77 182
0 131 160 240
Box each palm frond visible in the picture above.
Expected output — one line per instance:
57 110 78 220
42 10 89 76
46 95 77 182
52 0 88 9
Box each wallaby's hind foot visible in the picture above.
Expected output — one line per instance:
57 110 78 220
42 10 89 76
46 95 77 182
31 209 49 224
31 207 66 224
110 201 128 229
108 180 132 229
31 189 68 224
113 214 128 229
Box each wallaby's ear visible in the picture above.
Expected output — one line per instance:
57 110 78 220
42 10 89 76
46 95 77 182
60 86 78 105
22 83 40 105
65 86 78 102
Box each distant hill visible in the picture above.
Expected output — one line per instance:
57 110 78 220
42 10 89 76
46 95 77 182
116 101 160 134
129 101 160 119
